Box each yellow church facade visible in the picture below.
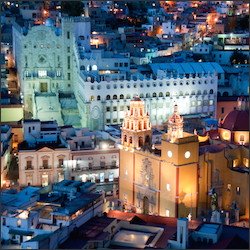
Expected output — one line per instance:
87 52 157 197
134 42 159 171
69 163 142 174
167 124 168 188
119 97 249 220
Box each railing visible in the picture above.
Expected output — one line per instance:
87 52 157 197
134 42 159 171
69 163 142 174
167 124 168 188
72 165 118 172
25 166 34 170
39 165 52 170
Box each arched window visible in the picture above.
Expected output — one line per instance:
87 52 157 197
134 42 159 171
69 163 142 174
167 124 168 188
97 95 101 100
106 95 110 100
120 94 124 99
197 90 201 95
146 93 150 98
203 90 207 95
159 92 163 97
153 93 157 97
113 95 117 100
191 91 195 95
129 136 132 144
209 89 214 94
79 35 85 40
139 93 144 98
166 92 170 97
185 92 189 96
80 65 85 70
92 65 97 71
124 135 127 142
126 94 131 99
179 91 183 96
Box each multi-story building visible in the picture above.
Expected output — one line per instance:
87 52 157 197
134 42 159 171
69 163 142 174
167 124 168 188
18 120 70 187
1 125 13 187
12 15 223 131
119 97 249 220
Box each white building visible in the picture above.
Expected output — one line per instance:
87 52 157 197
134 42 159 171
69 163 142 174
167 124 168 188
1 125 13 187
13 16 223 131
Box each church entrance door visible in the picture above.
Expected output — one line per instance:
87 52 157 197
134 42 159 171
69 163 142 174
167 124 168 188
40 82 48 92
143 196 149 214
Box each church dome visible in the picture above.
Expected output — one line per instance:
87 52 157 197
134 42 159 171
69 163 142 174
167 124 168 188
220 110 249 131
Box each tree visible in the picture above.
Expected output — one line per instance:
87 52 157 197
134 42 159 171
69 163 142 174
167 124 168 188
61 1 84 16
230 50 249 65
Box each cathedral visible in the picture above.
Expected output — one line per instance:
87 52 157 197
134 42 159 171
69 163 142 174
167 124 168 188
119 97 249 220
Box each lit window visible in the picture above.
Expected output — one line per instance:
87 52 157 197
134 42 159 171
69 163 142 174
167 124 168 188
38 70 47 77
236 186 240 195
166 209 170 217
166 184 171 191
227 184 231 191
233 159 239 167
109 173 114 182
92 65 97 70
167 151 173 158
243 158 249 167
125 169 128 176
209 100 213 105
185 151 191 159
100 173 104 183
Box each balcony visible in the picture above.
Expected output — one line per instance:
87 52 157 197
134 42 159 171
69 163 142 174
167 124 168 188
72 165 118 172
39 165 52 170
25 166 34 170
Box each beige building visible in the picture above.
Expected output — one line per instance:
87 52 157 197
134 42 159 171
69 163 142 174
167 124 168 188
119 97 249 220
18 145 70 187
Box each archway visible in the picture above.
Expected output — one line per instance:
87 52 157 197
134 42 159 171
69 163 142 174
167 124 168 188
143 196 149 214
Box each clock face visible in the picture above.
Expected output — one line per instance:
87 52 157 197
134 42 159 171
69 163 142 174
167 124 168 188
185 151 191 159
167 150 173 158
91 106 100 119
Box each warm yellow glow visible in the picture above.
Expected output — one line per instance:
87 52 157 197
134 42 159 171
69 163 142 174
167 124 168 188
243 158 249 167
18 210 29 219
233 159 239 167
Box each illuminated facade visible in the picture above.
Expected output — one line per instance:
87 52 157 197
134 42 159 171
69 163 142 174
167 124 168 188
13 16 221 130
119 98 249 220
119 97 199 218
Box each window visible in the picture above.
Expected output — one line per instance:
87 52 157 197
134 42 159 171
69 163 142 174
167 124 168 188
120 106 124 111
124 63 128 67
2 217 6 226
67 73 71 80
120 94 124 99
113 95 117 100
166 209 170 217
67 31 70 39
67 46 70 53
113 106 117 111
166 184 171 191
106 107 110 112
221 107 224 114
97 95 101 100
58 159 64 168
106 119 111 123
106 95 110 100
236 186 240 195
113 119 117 123
38 70 47 77
109 173 114 182
43 159 48 168
100 173 105 183
227 184 231 191
115 63 118 67
209 100 213 105
67 56 70 69
26 160 32 169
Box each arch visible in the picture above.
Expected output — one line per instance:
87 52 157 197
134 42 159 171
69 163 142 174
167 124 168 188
223 91 229 97
106 95 110 100
139 137 143 147
152 92 157 97
124 135 127 142
143 196 149 214
197 90 201 95
139 93 144 98
191 91 195 95
146 93 150 98
185 92 189 96
203 90 207 95
113 95 117 100
179 91 183 96
80 65 85 70
159 92 163 97
120 94 124 99
209 89 214 94
129 136 132 144
92 65 97 71
166 92 170 97
126 94 131 99
97 95 101 100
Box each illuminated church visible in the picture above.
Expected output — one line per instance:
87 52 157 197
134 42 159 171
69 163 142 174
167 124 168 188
119 97 249 220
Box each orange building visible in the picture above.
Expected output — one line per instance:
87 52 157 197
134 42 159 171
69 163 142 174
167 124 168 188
119 97 249 220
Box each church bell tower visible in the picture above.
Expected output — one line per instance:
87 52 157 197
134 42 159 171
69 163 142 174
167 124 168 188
121 96 152 149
